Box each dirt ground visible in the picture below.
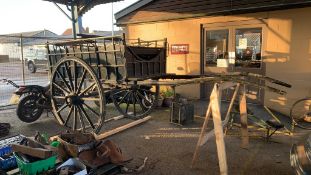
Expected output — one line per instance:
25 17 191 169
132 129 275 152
0 101 309 175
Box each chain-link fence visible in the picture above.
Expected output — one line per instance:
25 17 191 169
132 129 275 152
0 33 70 107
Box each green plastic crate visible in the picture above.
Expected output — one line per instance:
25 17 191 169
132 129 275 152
13 153 57 175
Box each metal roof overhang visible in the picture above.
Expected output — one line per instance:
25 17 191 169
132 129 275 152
43 0 123 7
43 0 123 15
43 0 124 38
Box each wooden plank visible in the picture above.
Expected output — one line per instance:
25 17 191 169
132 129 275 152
239 87 249 149
210 84 228 175
138 77 220 86
219 82 237 90
224 83 240 134
12 144 53 159
95 116 152 140
191 103 212 168
6 168 19 175
77 114 127 131
199 83 240 144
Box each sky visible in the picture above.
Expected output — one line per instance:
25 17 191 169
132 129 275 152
0 0 138 35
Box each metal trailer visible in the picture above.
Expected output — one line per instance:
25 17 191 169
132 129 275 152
46 34 291 133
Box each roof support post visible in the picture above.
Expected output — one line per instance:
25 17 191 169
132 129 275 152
71 3 83 39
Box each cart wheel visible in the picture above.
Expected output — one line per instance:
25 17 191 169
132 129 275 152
111 85 156 119
290 97 311 130
51 56 105 133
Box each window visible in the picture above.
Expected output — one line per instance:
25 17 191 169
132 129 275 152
205 29 229 66
235 28 262 68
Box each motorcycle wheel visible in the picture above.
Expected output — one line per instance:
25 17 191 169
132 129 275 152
17 94 43 123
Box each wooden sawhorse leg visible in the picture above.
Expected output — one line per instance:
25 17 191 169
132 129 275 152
239 86 249 149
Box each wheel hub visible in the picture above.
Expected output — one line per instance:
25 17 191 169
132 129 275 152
65 94 82 106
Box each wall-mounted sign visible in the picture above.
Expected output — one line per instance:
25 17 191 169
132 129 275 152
171 44 189 54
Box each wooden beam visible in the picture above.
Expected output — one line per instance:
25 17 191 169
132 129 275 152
210 84 228 175
200 83 240 144
239 86 249 149
224 83 240 134
219 82 237 90
191 103 212 167
95 116 152 140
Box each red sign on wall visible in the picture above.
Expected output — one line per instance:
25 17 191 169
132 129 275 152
171 44 189 54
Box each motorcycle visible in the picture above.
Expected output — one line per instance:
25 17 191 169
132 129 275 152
1 79 51 123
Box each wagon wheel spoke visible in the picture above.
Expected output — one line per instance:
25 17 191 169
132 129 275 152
53 96 66 99
73 61 77 92
132 92 137 116
83 102 100 117
113 89 128 95
53 82 70 94
80 97 100 101
134 92 146 110
77 69 87 94
73 106 77 130
125 92 131 114
64 62 74 91
79 82 96 96
78 104 95 129
136 90 152 106
64 106 74 126
57 104 68 113
77 106 86 132
56 69 72 92
117 90 130 105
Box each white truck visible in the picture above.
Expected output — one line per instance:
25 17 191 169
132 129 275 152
24 46 47 73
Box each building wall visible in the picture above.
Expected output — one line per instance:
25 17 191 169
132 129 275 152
123 7 311 116
0 43 20 60
264 8 311 115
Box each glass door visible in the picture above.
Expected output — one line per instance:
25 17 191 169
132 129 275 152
201 23 266 104
205 29 229 66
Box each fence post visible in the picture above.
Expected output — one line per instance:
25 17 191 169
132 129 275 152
20 34 25 85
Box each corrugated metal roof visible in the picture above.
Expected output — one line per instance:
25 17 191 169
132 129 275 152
0 30 59 44
43 0 124 15
43 0 123 7
115 0 311 25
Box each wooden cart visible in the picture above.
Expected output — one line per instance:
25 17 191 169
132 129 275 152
46 34 291 134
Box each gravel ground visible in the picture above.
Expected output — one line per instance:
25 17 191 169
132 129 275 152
0 101 309 175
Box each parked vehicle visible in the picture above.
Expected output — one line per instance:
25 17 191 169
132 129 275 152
1 79 50 123
24 46 48 73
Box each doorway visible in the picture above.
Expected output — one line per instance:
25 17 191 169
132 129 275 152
200 20 267 104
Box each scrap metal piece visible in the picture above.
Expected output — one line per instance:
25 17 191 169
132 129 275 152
290 135 311 175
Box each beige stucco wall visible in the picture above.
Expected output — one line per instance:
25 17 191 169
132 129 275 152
264 8 311 115
122 7 311 116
